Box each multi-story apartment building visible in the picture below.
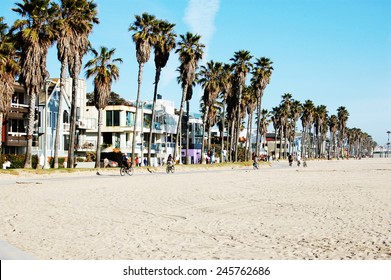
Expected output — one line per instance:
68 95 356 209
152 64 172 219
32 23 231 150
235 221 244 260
2 82 38 154
85 96 178 166
180 114 203 164
2 78 96 161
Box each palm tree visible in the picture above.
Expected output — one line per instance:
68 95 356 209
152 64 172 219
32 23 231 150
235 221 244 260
251 57 273 157
85 46 122 168
258 109 271 156
217 63 233 162
314 105 328 158
129 13 157 163
300 100 315 158
175 32 204 163
242 85 257 161
67 0 99 168
337 106 349 158
197 60 222 163
148 19 176 166
12 0 60 168
271 106 281 158
0 17 19 153
53 0 85 168
328 114 338 158
230 50 253 161
290 100 302 155
280 93 292 159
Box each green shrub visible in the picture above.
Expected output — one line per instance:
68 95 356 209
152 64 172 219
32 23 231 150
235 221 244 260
0 154 38 169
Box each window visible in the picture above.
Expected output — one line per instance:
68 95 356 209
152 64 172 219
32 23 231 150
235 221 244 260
106 110 120 126
64 135 69 151
126 111 135 127
9 119 26 133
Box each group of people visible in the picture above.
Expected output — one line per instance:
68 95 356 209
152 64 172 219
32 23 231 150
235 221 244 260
121 153 174 169
288 153 302 167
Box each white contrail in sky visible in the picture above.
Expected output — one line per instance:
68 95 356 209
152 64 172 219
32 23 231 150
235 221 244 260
184 0 220 61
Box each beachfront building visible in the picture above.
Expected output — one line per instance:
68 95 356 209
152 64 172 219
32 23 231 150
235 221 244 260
180 113 203 164
2 82 38 154
84 96 178 166
1 78 96 161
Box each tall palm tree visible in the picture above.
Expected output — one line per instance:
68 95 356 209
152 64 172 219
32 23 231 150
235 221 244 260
148 19 176 165
53 0 85 168
328 114 338 158
218 63 233 162
175 32 204 163
85 46 122 168
290 100 302 155
230 50 252 161
67 0 99 168
280 93 292 159
0 17 19 153
129 13 156 163
337 106 349 158
251 57 273 157
242 85 257 161
314 105 328 158
259 109 271 155
197 60 222 163
300 100 315 158
271 106 281 158
12 0 60 168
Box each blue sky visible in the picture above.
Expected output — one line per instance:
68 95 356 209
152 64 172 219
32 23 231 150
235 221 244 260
1 0 390 145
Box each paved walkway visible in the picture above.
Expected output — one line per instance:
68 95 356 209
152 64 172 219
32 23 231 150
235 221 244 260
0 240 35 260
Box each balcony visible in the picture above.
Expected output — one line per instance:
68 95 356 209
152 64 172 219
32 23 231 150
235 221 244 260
77 118 97 130
6 133 38 147
8 104 29 119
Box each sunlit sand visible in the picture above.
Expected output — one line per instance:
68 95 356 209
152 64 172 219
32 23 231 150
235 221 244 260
0 158 390 259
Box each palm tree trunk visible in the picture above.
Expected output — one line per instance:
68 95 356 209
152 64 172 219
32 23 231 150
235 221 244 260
54 62 66 168
24 93 37 168
230 120 235 162
148 66 161 166
174 83 188 163
226 122 231 162
279 126 283 159
200 107 209 164
0 113 3 153
235 86 243 161
220 100 226 163
255 96 262 156
68 75 78 168
186 100 190 164
274 127 277 159
131 63 144 163
247 112 253 161
95 108 102 168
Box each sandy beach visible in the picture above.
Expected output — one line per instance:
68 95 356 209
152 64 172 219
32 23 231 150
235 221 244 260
0 158 390 260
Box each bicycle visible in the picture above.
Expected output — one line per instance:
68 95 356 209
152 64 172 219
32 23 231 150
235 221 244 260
120 165 134 176
166 163 175 174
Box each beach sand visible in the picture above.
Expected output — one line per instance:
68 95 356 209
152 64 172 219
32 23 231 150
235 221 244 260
0 158 390 260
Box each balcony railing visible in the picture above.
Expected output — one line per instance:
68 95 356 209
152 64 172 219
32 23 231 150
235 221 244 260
6 133 38 147
77 118 97 130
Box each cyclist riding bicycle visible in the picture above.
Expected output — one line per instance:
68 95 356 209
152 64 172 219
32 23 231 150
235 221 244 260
167 154 174 166
122 153 131 168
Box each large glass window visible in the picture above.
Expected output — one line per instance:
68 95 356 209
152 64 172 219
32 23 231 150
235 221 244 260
126 111 135 127
106 110 120 126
